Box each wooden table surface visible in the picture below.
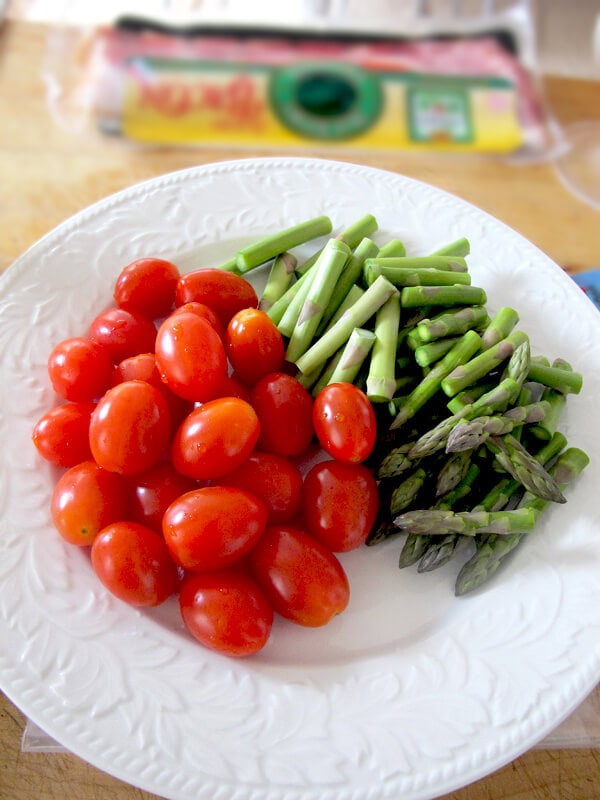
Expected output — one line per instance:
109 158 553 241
1 19 599 800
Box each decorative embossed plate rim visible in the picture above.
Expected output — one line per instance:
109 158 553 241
1 158 600 800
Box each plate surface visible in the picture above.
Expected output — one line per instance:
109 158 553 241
1 157 599 800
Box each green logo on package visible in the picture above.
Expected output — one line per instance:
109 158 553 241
269 62 382 140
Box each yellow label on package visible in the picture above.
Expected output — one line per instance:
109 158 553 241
121 58 524 153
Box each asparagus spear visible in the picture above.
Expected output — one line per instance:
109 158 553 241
473 432 568 513
295 275 399 376
414 337 462 368
410 462 481 572
390 468 427 514
212 256 241 274
502 338 531 401
364 255 469 272
408 378 520 458
366 293 401 402
377 239 407 257
401 285 487 308
485 434 566 503
285 240 350 363
415 306 489 342
321 285 365 332
430 237 471 258
446 382 495 414
277 264 319 338
364 264 472 288
435 449 474 497
317 238 379 333
236 216 332 273
259 252 297 311
530 387 567 441
393 507 538 537
295 214 378 275
389 330 482 430
328 328 376 385
455 447 589 595
481 307 519 350
398 533 432 566
526 362 583 394
376 443 417 479
446 401 551 453
267 266 311 326
441 331 529 397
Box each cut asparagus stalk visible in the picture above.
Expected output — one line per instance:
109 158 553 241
236 216 332 273
366 293 401 402
295 213 378 275
295 275 399 376
259 252 297 311
401 285 487 308
285 240 350 363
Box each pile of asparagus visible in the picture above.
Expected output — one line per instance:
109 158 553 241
216 213 589 595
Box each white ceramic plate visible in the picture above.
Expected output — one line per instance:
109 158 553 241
1 157 599 800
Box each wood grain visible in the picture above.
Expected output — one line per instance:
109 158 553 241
1 18 599 800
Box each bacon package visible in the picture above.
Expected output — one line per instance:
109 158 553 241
52 24 550 155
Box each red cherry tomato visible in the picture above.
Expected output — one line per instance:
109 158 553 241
248 525 350 627
111 352 192 430
171 397 260 481
170 301 226 342
175 268 258 326
313 382 377 463
302 460 379 552
89 380 171 475
162 486 268 572
91 521 178 607
220 451 303 524
51 461 129 546
225 308 285 385
32 402 95 467
113 257 180 319
128 461 197 533
179 569 273 657
155 311 227 403
89 306 157 363
47 337 113 402
250 373 314 457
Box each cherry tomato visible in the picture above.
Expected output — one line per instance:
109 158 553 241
170 301 226 342
302 460 379 552
89 380 171 475
32 402 95 467
91 521 178 607
128 462 197 533
89 306 157 363
51 461 129 546
313 382 376 463
220 451 302 524
111 352 192 431
225 308 285 385
162 486 268 572
171 397 260 480
250 373 314 457
113 257 180 319
179 569 273 657
47 337 113 402
155 311 227 403
248 525 350 627
175 268 258 326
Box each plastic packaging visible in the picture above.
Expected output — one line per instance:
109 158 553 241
39 0 557 158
